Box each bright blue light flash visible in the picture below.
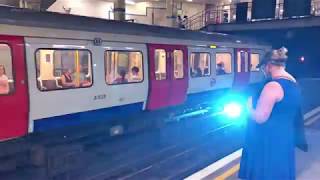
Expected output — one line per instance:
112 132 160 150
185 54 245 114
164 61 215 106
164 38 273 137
223 102 243 118
213 93 248 121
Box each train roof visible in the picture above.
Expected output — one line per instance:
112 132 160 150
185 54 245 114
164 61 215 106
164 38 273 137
0 6 268 46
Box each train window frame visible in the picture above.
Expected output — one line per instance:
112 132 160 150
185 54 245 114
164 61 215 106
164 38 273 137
154 49 167 81
104 50 144 85
173 50 184 80
189 52 211 79
0 43 15 96
215 52 233 76
236 51 249 73
34 48 94 92
250 53 260 72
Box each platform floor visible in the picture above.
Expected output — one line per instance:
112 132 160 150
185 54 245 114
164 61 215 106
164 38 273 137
185 110 320 180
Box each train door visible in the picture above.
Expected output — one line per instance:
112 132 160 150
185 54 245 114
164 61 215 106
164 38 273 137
147 44 188 110
233 49 251 89
168 46 188 106
0 35 28 140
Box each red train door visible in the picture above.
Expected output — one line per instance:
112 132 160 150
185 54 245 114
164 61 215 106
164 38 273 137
233 49 251 89
0 35 28 140
147 44 188 110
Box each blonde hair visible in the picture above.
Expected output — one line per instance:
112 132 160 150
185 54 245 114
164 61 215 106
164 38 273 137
271 47 288 60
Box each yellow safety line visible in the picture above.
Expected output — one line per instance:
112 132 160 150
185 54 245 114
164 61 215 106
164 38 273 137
214 163 240 180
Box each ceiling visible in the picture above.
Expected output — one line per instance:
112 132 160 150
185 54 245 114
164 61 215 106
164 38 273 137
0 0 232 9
0 0 56 9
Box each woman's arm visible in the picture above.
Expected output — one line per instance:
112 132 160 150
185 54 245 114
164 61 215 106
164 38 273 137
248 81 284 124
61 75 74 87
0 79 9 93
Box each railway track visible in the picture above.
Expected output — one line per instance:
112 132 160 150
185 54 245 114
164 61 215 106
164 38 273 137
84 121 243 180
0 112 244 180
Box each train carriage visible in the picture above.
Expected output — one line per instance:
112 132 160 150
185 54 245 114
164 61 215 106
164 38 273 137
0 7 269 141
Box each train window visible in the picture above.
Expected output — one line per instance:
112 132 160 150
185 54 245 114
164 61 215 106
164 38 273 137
190 52 210 78
105 51 143 85
173 50 184 79
0 44 14 95
35 49 93 91
216 53 232 75
155 49 167 80
251 53 260 71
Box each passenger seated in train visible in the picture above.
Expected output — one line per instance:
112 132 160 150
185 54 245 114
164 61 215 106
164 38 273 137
0 65 9 94
113 69 128 84
204 68 209 76
61 68 75 88
75 65 91 87
130 66 140 82
216 63 226 75
193 67 202 77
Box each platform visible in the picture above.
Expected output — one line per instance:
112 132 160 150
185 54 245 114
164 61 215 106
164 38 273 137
185 106 320 180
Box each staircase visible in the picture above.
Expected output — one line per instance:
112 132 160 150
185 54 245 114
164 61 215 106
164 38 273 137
184 8 232 31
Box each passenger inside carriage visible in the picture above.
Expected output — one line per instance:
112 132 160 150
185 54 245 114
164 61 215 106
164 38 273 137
0 64 9 94
74 65 91 87
61 68 75 88
216 63 226 75
113 69 128 84
194 67 203 77
130 66 140 82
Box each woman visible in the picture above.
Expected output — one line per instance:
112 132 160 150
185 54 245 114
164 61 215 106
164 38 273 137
61 68 75 88
239 47 304 180
130 66 141 82
0 65 9 94
113 69 128 84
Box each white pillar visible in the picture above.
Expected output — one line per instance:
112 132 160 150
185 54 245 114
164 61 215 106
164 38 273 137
166 0 178 27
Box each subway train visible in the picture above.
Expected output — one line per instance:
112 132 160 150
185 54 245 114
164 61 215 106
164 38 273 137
0 7 269 142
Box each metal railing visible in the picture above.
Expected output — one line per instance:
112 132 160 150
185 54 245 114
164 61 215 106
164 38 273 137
185 0 320 30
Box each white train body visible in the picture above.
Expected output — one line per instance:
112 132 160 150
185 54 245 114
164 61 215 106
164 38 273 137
0 7 269 141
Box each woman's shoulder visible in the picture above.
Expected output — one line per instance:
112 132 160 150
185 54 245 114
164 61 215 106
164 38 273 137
261 81 284 102
0 75 8 80
264 81 283 89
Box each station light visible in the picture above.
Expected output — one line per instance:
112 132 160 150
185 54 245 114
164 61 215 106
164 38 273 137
125 0 135 5
299 56 305 63
210 44 217 49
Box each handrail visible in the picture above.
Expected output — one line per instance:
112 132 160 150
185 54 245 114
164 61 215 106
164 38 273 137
185 0 320 30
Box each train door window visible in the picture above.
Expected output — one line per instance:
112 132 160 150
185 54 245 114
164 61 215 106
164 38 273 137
173 50 184 79
155 49 166 80
105 51 143 85
237 51 249 72
190 52 210 78
0 44 14 95
35 49 93 91
250 53 260 71
216 53 232 75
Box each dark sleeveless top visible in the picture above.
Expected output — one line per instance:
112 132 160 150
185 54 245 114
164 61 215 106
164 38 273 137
239 78 302 180
63 73 73 83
